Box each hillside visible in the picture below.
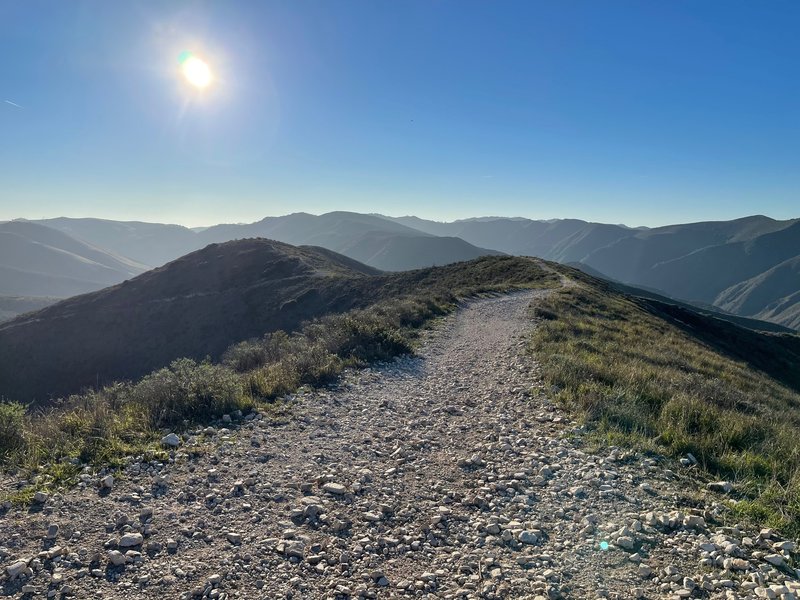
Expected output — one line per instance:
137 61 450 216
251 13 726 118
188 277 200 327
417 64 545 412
33 212 501 273
387 214 800 329
0 239 383 403
566 262 797 334
34 217 200 268
16 212 800 329
716 256 800 329
0 221 147 297
0 296 58 323
633 221 800 304
0 242 536 404
198 212 502 271
387 215 636 262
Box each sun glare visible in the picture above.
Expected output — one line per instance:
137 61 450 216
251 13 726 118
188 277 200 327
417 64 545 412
179 51 212 89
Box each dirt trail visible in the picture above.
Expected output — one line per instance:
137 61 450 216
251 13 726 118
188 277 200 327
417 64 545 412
1 290 798 600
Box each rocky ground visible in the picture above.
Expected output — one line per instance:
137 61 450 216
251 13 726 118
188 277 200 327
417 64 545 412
1 290 798 599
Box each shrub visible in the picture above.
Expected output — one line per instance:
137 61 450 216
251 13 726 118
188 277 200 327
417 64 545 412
0 402 26 460
128 358 252 427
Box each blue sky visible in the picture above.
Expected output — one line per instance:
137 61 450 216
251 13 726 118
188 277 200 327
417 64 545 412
1 1 798 227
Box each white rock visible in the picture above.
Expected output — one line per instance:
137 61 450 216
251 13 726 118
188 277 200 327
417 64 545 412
227 532 242 545
322 482 346 495
707 481 733 493
764 554 786 567
161 433 180 447
100 475 114 489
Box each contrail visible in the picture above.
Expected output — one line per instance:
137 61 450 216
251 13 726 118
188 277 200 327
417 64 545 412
4 100 23 108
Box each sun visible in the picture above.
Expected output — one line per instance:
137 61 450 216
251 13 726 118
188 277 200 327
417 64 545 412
179 51 212 89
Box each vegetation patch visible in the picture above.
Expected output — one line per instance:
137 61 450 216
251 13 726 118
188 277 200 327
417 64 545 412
531 273 800 538
0 256 556 501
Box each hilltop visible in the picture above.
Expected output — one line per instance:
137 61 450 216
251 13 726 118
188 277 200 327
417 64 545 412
0 239 381 403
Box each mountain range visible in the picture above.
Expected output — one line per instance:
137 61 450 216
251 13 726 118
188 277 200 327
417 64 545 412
1 212 797 330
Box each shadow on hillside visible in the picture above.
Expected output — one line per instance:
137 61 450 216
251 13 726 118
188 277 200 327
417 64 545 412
639 298 800 394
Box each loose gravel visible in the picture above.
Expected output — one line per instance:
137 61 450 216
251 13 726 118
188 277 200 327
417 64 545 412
1 290 798 599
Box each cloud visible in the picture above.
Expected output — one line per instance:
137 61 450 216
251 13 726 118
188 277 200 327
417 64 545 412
4 100 23 108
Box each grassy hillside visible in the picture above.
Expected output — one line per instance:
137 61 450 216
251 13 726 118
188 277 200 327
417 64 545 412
532 266 800 537
0 255 556 498
0 239 382 403
0 248 557 405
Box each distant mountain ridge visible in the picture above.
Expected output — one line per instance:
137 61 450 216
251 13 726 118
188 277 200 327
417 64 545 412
382 214 800 329
12 211 800 330
32 212 501 272
0 221 147 298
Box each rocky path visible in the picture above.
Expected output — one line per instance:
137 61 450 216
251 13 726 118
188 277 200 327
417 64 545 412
1 290 798 599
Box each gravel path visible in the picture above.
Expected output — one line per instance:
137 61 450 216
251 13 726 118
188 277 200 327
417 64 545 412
1 290 798 599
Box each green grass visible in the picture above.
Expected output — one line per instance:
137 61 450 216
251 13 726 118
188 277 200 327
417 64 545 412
0 256 557 502
531 273 800 539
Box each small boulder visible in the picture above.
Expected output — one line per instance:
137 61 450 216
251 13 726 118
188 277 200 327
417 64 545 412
322 482 346 495
161 433 180 447
119 533 144 548
6 559 29 578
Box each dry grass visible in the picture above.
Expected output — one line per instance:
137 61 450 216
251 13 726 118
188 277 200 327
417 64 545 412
532 275 800 538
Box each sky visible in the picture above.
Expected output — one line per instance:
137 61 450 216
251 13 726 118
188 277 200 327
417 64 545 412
0 1 798 228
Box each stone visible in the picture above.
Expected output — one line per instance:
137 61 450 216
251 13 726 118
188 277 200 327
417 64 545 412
321 482 346 495
6 559 28 578
119 533 144 548
227 532 242 545
34 491 48 504
107 551 126 566
518 530 539 545
707 481 733 493
764 554 786 567
100 475 114 489
161 433 181 447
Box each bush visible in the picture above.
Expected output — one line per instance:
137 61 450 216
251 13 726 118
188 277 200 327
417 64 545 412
128 358 252 427
0 402 26 460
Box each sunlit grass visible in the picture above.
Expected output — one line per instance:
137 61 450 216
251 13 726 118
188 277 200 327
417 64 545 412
531 280 800 538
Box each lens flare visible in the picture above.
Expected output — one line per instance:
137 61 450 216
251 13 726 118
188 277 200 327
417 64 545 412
179 51 212 89
599 541 610 551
